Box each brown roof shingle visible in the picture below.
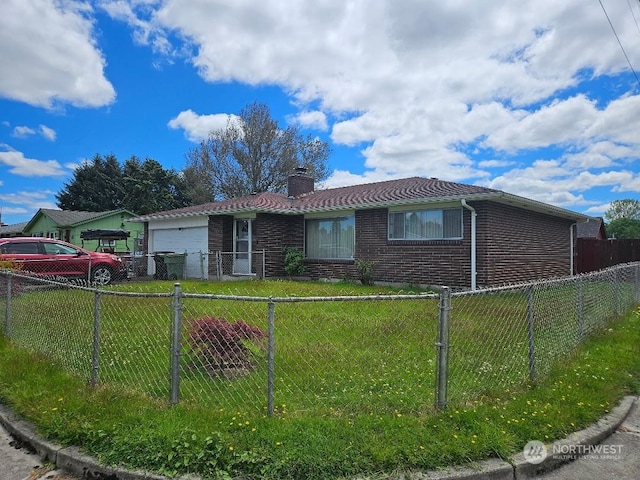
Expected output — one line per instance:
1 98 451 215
133 176 589 222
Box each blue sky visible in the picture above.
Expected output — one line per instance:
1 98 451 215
2 0 640 225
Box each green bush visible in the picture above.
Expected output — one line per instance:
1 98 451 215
283 247 305 276
355 259 375 285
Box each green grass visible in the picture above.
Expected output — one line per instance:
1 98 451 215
0 309 637 479
4 279 443 414
0 277 639 479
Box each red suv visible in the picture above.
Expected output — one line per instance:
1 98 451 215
0 237 127 285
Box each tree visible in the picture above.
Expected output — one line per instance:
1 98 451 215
56 154 192 214
56 154 123 211
121 156 191 214
604 199 640 222
183 101 330 201
606 217 640 239
604 199 640 239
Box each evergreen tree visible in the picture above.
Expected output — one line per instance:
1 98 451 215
122 156 191 214
56 153 123 211
56 154 192 214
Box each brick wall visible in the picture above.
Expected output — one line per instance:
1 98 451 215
475 201 574 286
207 215 233 275
303 203 574 288
301 208 471 287
204 201 575 287
350 208 471 287
254 213 304 277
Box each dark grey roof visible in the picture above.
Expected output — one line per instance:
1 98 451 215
577 217 606 238
39 209 109 226
132 176 592 222
0 222 27 236
24 209 135 231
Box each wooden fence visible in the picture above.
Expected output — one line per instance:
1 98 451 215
575 238 640 273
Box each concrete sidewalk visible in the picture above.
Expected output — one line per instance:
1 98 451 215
0 397 638 480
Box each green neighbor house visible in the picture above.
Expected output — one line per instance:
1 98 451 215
23 209 142 253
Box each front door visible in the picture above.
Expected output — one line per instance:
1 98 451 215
233 219 252 274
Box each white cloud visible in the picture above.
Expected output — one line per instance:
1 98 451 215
39 125 56 141
98 0 175 57
167 109 239 142
0 0 115 108
11 126 36 138
291 110 328 131
0 190 58 216
482 95 599 152
100 1 640 210
0 148 66 177
478 159 516 169
10 124 57 141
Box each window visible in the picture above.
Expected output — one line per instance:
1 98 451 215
388 208 462 240
305 215 355 259
1 241 40 254
42 242 78 255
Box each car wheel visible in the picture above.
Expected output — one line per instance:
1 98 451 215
91 265 113 285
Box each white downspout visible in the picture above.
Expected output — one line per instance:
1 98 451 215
461 199 477 291
570 223 576 276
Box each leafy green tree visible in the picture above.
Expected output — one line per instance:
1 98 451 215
56 154 192 214
604 199 640 222
183 101 330 200
122 156 191 214
56 153 123 211
606 217 640 239
604 199 640 238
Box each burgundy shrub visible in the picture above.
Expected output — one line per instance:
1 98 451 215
188 316 267 370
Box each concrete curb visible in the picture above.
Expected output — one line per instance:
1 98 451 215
510 395 637 479
0 396 636 480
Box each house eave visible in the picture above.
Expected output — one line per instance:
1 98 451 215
131 191 592 222
485 192 593 222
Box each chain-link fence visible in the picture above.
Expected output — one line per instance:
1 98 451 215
1 262 637 415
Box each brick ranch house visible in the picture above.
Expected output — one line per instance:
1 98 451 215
132 171 592 289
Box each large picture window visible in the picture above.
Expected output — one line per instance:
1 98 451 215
388 208 462 240
305 215 355 259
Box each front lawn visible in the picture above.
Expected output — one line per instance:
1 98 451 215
0 278 638 479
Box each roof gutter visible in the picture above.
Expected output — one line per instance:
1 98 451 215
461 199 477 291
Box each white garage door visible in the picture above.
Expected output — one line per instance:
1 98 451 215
150 225 208 279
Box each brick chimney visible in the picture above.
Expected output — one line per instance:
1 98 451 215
287 167 314 198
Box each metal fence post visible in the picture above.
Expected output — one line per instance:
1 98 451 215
612 268 619 317
527 285 536 382
435 287 451 410
170 283 182 405
635 263 640 304
267 298 275 416
576 276 583 343
4 272 11 336
91 291 102 386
